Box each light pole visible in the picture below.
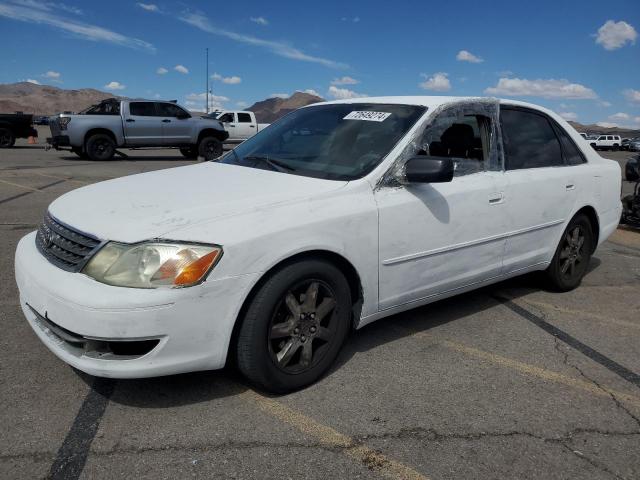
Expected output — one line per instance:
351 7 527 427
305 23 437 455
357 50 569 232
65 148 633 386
205 48 209 113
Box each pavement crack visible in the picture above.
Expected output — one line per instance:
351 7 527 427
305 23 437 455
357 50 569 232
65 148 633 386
560 443 626 480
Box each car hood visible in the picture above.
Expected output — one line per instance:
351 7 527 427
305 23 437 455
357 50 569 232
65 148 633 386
48 162 348 243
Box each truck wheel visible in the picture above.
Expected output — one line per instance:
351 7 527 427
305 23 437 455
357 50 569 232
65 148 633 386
612 144 619 151
236 259 352 393
0 128 15 148
71 147 88 159
544 214 594 292
198 137 223 161
86 134 115 161
179 147 198 159
590 143 597 149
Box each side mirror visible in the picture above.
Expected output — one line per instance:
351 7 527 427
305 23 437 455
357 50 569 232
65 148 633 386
405 156 454 183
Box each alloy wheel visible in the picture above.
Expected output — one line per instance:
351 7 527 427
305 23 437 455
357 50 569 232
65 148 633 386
559 226 586 280
268 280 337 374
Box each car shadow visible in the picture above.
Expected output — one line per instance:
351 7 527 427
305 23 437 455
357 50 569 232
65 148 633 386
76 257 604 407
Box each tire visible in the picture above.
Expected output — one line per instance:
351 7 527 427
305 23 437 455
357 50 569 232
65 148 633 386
85 134 115 161
612 144 619 151
590 143 597 149
545 214 594 292
0 128 15 148
198 136 223 161
236 259 352 393
179 147 198 159
71 147 88 159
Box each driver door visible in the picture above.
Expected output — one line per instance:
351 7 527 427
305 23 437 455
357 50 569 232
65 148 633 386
375 103 509 310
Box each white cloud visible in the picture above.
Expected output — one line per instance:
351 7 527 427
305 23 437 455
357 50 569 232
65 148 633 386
353 16 360 23
559 112 578 121
0 2 155 52
327 85 366 99
174 64 189 74
211 73 241 84
484 77 597 99
104 81 125 90
419 72 451 92
43 70 60 78
456 50 483 63
250 16 268 25
185 92 229 110
25 78 41 84
301 89 321 97
597 100 612 107
179 12 347 69
270 93 289 99
594 20 637 50
331 76 359 85
12 1 82 15
236 101 249 108
596 122 619 128
609 112 630 121
623 88 640 103
156 67 168 75
137 3 158 12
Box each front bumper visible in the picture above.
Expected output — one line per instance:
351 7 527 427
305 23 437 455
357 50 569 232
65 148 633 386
46 135 70 149
15 231 259 378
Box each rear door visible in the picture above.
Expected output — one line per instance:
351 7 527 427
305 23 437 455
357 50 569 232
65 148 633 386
500 107 578 273
155 102 193 145
235 112 255 140
124 102 163 145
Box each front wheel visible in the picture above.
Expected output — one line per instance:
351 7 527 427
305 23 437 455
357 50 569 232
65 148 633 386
236 259 352 393
0 128 15 148
198 137 223 161
545 214 594 292
85 134 115 161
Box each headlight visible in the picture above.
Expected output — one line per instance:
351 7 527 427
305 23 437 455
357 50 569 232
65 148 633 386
82 242 222 288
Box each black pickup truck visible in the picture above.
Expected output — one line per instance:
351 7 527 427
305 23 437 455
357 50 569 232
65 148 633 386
0 113 38 148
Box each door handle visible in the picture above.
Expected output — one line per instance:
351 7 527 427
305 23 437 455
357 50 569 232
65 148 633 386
488 192 504 205
126 119 135 123
565 183 575 191
162 119 171 123
249 125 255 128
228 124 235 127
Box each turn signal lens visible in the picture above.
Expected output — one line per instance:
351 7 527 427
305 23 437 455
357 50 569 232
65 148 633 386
174 250 221 286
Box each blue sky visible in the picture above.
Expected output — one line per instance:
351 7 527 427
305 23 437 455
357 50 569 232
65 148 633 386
1 0 639 127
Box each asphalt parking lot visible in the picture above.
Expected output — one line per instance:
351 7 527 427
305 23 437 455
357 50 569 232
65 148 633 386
1 132 639 479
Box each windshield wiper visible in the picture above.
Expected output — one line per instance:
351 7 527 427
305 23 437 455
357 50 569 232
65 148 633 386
244 155 296 173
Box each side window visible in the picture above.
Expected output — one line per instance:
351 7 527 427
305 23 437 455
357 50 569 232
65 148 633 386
554 126 586 165
598 136 605 141
421 110 492 176
156 103 189 117
237 112 252 123
218 113 233 123
501 109 562 170
129 102 156 116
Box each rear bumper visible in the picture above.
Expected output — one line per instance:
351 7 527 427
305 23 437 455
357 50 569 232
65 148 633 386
46 135 70 148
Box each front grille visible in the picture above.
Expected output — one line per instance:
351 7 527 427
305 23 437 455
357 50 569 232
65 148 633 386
36 213 102 272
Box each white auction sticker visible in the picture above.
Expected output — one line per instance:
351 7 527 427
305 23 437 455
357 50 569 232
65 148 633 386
343 111 391 122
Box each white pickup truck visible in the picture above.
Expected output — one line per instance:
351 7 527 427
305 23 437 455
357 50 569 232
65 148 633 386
209 110 270 144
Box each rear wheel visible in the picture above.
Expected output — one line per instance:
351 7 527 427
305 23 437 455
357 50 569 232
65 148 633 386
612 144 619 151
0 128 15 148
545 214 594 292
85 134 115 161
179 147 198 159
236 259 352 393
198 136 223 161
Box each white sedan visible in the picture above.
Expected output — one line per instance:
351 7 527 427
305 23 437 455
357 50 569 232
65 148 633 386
15 96 622 392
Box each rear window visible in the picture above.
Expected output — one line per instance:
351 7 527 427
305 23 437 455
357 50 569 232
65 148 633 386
130 102 156 116
238 112 252 123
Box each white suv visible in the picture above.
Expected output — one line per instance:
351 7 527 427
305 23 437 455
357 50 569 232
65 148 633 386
591 135 621 151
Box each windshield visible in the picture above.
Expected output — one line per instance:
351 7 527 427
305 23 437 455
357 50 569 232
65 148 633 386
219 103 426 180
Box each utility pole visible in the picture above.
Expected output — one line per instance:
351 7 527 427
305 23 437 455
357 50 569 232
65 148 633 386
205 48 209 113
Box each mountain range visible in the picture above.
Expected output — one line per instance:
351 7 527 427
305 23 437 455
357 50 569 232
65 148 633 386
0 82 637 137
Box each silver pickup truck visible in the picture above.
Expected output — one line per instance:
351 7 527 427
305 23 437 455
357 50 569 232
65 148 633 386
47 98 229 161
